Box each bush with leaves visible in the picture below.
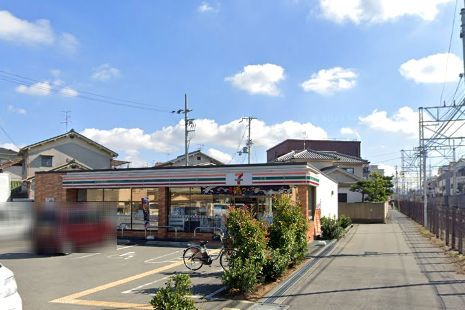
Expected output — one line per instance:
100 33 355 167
263 248 289 281
338 214 352 229
264 196 308 280
150 274 197 310
223 206 267 293
321 216 344 240
223 257 260 294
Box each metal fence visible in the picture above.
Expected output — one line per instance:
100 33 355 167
398 196 465 255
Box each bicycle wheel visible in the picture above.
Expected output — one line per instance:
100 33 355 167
183 247 204 271
219 249 233 270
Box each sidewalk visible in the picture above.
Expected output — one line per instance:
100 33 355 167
203 209 465 309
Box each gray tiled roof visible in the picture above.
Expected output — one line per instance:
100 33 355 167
276 149 368 164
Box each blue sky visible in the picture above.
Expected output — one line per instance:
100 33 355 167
0 0 463 174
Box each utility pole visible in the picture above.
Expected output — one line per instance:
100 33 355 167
171 94 194 166
461 3 465 76
61 110 71 132
240 116 256 164
237 117 256 164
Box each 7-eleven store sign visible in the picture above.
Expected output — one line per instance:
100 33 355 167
226 172 252 186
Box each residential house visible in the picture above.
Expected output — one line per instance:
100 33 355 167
273 148 369 203
0 147 22 182
155 150 225 167
267 139 361 162
0 129 124 199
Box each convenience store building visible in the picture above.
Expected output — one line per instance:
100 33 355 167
34 162 338 240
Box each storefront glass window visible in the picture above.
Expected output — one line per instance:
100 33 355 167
169 187 227 232
131 188 159 230
82 189 103 202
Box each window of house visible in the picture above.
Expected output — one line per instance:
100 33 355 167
41 155 53 167
197 156 201 161
338 193 348 202
343 167 354 174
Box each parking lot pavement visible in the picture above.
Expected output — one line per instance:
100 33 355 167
0 241 226 309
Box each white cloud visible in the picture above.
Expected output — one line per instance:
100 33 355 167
301 67 357 95
0 10 79 51
319 0 452 24
206 148 232 163
399 53 462 84
60 86 78 97
123 150 149 168
15 81 51 96
225 64 285 96
81 118 328 158
340 127 361 140
91 64 121 81
0 143 19 152
7 105 26 115
15 80 78 97
359 106 418 137
58 32 79 53
198 2 216 13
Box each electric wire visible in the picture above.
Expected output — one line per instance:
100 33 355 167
439 0 459 105
0 70 173 112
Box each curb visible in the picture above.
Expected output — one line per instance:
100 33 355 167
258 224 353 305
259 239 338 305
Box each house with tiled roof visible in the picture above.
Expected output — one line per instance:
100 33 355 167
155 150 224 167
0 129 127 199
274 149 369 203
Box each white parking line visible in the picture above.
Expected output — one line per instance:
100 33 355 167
188 294 203 299
121 275 170 294
204 286 227 300
116 245 134 251
107 251 136 260
144 250 182 264
71 253 101 260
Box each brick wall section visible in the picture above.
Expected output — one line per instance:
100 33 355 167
293 185 314 242
34 172 67 207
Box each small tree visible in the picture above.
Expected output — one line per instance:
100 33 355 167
150 274 197 310
264 196 308 281
223 206 267 293
350 172 393 202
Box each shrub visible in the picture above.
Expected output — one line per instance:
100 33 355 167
223 257 259 294
321 217 344 240
338 215 352 229
263 248 289 281
150 274 197 310
268 196 308 266
223 207 267 293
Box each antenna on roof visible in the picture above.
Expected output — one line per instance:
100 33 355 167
303 130 309 150
61 110 71 132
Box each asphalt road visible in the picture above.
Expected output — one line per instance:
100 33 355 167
0 240 225 310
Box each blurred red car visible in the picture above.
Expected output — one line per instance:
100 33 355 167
32 207 114 255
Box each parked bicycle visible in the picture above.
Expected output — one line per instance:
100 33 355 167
183 232 232 271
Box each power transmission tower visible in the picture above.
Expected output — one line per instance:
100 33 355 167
172 94 195 166
238 116 256 164
61 110 71 132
